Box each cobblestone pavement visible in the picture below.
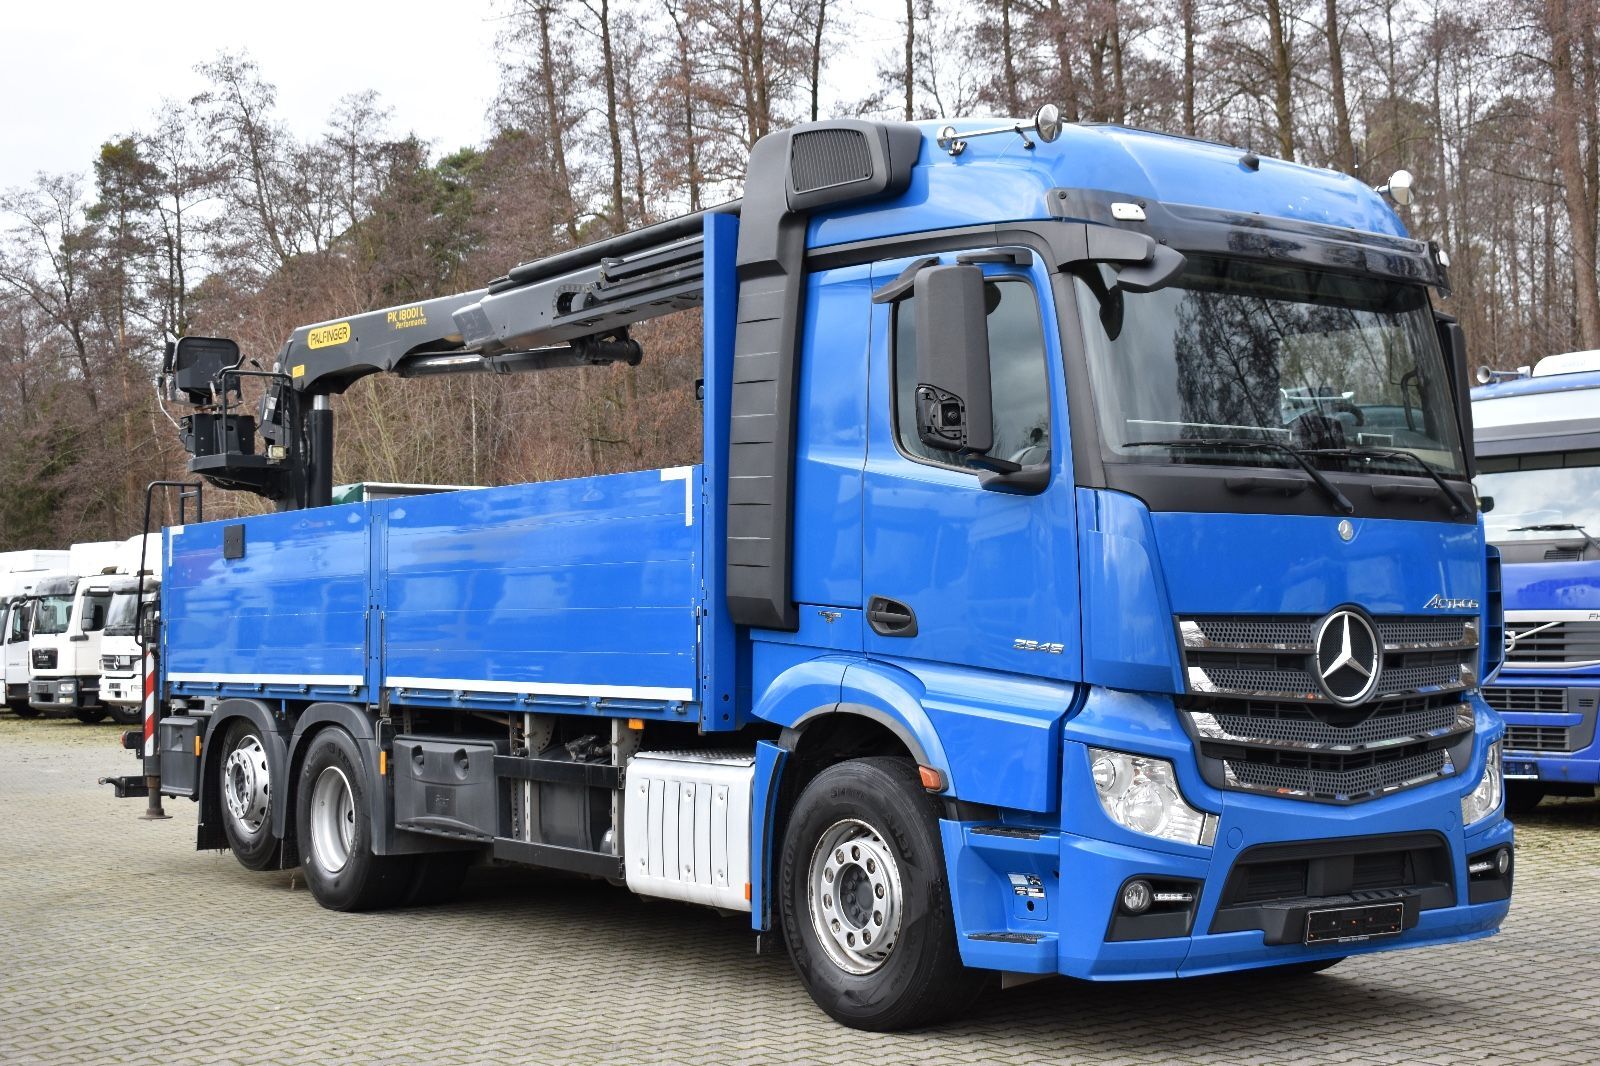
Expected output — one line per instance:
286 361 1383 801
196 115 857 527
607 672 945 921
2 713 1598 1065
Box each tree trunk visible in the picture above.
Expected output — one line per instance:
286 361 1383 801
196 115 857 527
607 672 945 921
537 3 578 240
904 0 915 120
752 0 771 138
810 0 828 121
1182 0 1196 135
597 0 626 231
1325 0 1356 172
1549 0 1600 347
1047 0 1081 122
1001 0 1019 115
1264 0 1295 160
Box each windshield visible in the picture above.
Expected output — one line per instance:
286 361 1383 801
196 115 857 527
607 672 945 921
1477 450 1600 541
1076 255 1466 475
32 595 73 636
104 593 140 635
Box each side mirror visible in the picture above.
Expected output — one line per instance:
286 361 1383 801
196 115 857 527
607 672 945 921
1435 313 1476 477
140 611 161 647
913 265 993 456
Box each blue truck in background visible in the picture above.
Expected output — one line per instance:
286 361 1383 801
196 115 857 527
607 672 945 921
111 110 1513 1030
1472 352 1600 812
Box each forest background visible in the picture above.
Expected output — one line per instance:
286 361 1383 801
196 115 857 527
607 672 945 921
0 0 1595 546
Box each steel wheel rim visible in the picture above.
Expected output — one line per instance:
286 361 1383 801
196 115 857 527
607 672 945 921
222 734 271 836
309 765 357 876
806 817 904 975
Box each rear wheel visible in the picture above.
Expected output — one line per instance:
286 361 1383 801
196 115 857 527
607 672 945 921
73 707 109 724
1506 782 1546 815
296 728 414 911
779 756 983 1031
219 720 282 870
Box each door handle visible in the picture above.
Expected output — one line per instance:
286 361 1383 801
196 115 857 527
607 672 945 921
868 596 918 637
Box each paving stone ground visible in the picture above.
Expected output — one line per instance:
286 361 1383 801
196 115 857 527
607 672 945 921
1 712 1597 1065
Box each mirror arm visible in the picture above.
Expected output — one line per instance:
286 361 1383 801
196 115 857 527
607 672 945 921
979 464 1050 495
871 256 940 304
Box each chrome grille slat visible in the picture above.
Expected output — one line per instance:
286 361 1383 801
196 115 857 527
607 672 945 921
1483 687 1566 713
1224 748 1449 801
1194 702 1471 751
1503 620 1600 666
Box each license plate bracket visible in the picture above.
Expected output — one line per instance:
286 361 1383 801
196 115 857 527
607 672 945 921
1304 901 1406 945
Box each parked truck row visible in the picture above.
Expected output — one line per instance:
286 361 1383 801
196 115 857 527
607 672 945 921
1 536 157 725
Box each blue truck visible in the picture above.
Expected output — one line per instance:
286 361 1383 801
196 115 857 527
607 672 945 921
111 111 1512 1030
1472 351 1600 812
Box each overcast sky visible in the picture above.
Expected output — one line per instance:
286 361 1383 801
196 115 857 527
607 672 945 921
0 0 505 192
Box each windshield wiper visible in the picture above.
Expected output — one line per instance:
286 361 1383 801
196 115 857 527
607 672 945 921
1509 523 1600 551
1307 446 1469 516
1126 437 1355 514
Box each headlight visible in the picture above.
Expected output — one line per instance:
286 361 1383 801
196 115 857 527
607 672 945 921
1089 748 1216 846
1461 740 1504 826
57 680 76 694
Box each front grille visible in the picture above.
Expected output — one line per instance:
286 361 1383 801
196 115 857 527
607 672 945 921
31 648 56 670
1504 725 1574 752
1225 746 1450 801
1504 620 1600 665
1178 612 1478 803
1484 687 1566 713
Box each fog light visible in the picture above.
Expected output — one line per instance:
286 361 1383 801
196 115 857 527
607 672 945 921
1496 847 1511 875
1121 879 1153 914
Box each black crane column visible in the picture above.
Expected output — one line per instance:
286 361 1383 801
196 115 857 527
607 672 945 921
308 393 334 508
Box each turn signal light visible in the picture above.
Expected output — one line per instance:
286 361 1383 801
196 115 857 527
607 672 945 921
918 765 944 791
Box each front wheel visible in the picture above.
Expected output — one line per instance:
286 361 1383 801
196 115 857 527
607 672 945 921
12 704 41 718
108 705 142 726
779 756 983 1031
295 728 414 911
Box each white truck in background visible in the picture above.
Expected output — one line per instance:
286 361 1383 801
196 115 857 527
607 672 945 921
99 534 161 723
1 550 70 716
27 541 123 723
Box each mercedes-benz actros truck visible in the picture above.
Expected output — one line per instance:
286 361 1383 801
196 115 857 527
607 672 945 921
111 112 1511 1030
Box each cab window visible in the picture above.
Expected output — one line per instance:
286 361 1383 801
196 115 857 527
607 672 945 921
893 276 1051 471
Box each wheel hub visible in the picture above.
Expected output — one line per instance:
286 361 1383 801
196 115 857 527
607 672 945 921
308 765 357 877
808 818 904 975
222 736 271 835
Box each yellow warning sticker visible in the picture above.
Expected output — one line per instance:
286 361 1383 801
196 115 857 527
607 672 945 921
291 364 306 379
307 322 351 349
386 305 427 330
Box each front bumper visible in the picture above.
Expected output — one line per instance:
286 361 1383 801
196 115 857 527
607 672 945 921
1490 676 1600 786
101 673 141 708
29 676 101 713
942 707 1513 980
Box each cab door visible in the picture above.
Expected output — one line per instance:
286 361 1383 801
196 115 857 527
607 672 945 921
860 250 1079 679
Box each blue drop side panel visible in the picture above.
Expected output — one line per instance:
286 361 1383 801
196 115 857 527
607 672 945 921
700 211 741 728
379 469 702 702
163 505 371 695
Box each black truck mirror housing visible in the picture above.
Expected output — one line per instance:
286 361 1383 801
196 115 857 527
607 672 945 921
913 265 993 455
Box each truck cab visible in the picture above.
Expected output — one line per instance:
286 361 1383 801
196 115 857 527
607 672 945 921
28 572 118 721
1471 351 1600 810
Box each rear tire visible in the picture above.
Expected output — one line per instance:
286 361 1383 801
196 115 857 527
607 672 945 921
779 756 984 1031
1506 782 1546 816
219 720 283 871
73 707 109 724
296 728 414 911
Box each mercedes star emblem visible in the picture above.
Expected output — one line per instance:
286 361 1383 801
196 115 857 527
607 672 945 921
1313 607 1382 705
1337 519 1354 542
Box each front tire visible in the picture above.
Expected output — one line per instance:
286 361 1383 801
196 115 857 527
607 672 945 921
12 704 41 718
779 756 983 1031
108 706 142 726
295 728 414 911
219 720 282 871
